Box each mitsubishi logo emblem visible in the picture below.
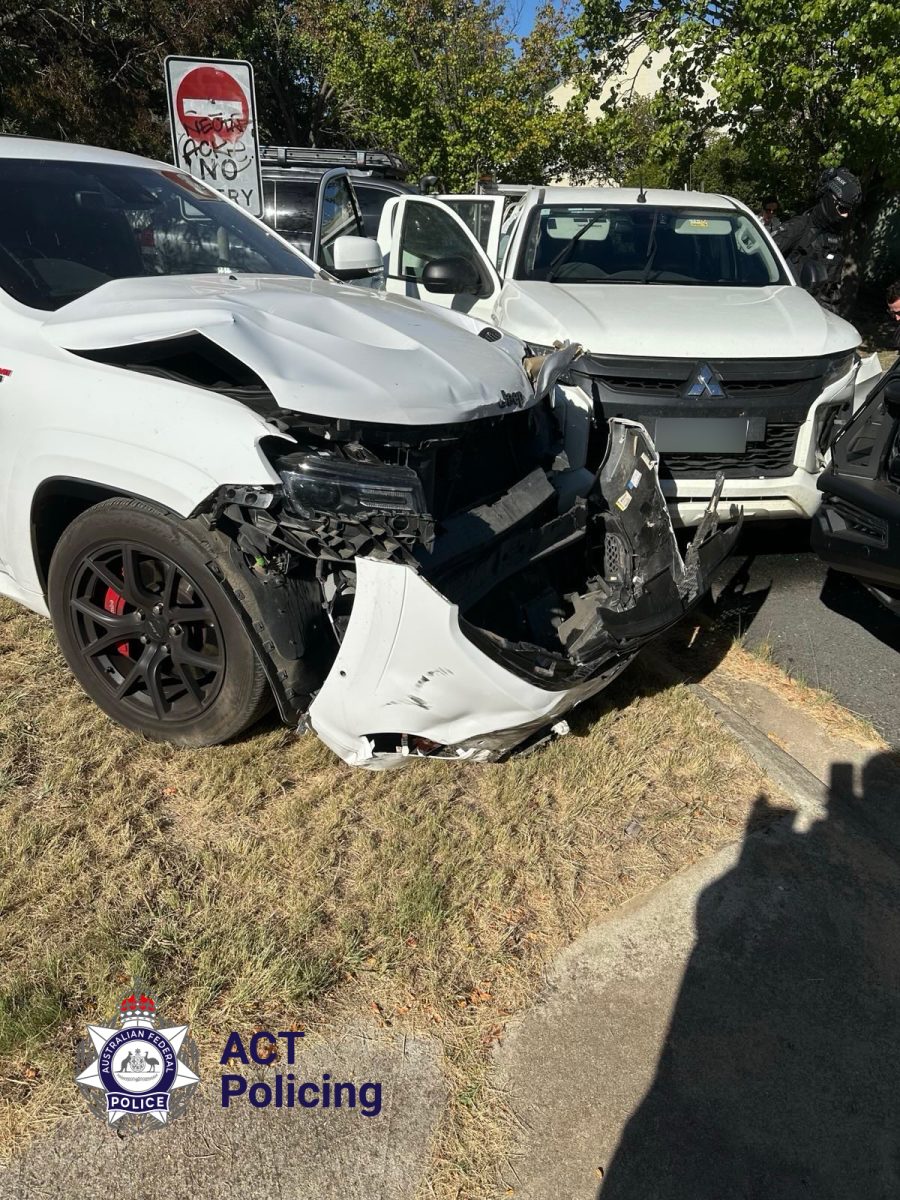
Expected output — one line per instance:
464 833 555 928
684 362 725 398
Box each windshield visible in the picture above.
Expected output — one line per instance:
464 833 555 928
0 158 316 311
517 204 786 287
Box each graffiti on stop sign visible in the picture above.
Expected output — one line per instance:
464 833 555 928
165 57 263 216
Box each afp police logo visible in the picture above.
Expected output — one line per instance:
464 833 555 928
75 990 199 1130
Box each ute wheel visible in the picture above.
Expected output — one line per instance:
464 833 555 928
48 497 271 746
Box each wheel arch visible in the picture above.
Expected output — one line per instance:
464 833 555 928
30 477 182 595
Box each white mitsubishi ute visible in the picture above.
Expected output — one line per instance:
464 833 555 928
0 139 739 767
375 186 881 526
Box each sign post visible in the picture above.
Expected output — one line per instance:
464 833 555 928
164 57 264 216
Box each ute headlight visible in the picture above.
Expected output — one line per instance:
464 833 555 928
822 351 858 391
278 454 428 519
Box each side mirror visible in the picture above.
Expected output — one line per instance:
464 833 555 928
421 255 482 295
797 257 828 291
331 235 383 281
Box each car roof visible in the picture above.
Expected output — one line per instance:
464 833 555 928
0 135 169 170
533 186 740 210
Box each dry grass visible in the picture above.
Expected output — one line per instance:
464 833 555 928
0 598 775 1194
720 639 887 748
657 618 887 750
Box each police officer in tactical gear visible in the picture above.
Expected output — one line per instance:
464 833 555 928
774 166 862 313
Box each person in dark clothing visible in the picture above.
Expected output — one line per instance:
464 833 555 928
774 166 862 312
888 280 900 346
757 194 782 235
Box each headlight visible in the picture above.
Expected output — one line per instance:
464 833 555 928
822 351 858 390
278 453 428 519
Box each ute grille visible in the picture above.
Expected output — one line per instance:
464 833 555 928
662 422 802 479
595 376 804 397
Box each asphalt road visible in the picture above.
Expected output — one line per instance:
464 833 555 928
702 520 900 748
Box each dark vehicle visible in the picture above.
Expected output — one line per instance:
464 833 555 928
812 360 900 614
259 146 415 257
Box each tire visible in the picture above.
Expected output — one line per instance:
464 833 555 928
47 497 271 746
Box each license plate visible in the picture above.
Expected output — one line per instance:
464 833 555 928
654 417 748 453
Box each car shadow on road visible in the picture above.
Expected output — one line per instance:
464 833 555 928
820 569 900 656
597 752 900 1199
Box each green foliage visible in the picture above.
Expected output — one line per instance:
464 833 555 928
577 0 900 208
0 1 245 157
0 1 589 189
317 0 586 189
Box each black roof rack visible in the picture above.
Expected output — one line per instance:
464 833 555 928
258 146 409 179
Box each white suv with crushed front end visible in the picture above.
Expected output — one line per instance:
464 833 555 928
375 186 880 525
0 140 738 768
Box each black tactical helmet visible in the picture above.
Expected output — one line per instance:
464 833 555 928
815 166 862 227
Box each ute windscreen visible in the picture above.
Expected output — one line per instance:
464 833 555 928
517 205 787 287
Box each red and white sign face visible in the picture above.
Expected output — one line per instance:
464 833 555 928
165 57 263 216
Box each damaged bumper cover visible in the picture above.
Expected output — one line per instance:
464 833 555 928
305 419 741 769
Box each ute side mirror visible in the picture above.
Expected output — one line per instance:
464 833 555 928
421 255 482 295
797 257 828 291
331 235 383 281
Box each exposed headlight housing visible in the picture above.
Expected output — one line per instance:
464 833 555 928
278 453 428 519
822 351 858 391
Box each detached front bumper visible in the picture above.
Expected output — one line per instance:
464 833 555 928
307 557 631 768
308 419 741 769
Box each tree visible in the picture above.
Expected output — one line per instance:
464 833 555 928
0 0 588 188
0 1 247 156
317 0 588 188
576 0 900 209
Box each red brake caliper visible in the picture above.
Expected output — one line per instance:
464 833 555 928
103 587 130 657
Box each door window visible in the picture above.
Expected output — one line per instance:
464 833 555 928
318 176 364 269
398 203 483 284
271 179 317 243
353 184 395 239
440 199 495 251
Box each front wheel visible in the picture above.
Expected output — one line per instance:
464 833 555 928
48 497 271 746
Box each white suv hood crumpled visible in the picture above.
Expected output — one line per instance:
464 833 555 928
41 273 534 426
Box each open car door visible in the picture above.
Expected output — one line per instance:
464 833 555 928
376 194 501 320
812 360 900 614
436 194 507 265
312 168 366 271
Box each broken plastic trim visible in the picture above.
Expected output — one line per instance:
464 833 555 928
523 340 583 399
453 420 742 689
